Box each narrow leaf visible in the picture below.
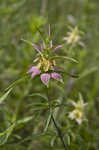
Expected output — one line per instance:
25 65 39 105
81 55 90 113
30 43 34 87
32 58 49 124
50 136 56 147
50 56 78 63
28 103 48 107
16 116 33 125
29 93 48 101
0 123 15 145
31 106 48 111
16 132 46 145
44 113 51 132
0 88 12 104
65 134 71 145
5 76 28 91
21 39 33 46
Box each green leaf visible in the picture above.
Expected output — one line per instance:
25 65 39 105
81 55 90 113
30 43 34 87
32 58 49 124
44 113 51 132
0 88 12 104
50 136 56 147
5 76 28 91
16 132 46 145
31 106 48 111
21 39 33 46
65 134 71 145
0 134 7 146
50 56 78 63
0 123 16 145
29 93 48 101
79 93 83 101
16 116 33 125
28 102 48 107
0 116 34 145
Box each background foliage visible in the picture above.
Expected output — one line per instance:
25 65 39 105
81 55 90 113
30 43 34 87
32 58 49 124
0 0 99 150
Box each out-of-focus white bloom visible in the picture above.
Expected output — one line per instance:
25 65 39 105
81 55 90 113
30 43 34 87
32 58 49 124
68 100 87 124
64 26 84 47
69 109 83 124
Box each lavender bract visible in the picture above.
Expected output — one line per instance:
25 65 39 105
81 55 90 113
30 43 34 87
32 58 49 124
51 72 62 81
40 73 50 85
32 44 42 54
27 66 41 78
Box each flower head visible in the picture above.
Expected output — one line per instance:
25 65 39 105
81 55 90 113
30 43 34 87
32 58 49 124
27 29 63 86
26 27 78 86
64 26 84 47
68 99 87 124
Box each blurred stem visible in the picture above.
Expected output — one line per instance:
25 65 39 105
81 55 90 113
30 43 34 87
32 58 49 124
47 88 68 150
41 0 47 15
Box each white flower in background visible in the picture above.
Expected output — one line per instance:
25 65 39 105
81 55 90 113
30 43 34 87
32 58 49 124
64 26 84 47
68 99 87 124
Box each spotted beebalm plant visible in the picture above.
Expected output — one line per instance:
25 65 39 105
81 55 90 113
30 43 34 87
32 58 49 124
27 33 63 86
0 26 87 150
22 27 79 150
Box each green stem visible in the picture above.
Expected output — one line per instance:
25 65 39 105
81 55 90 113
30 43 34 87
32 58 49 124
47 88 68 150
51 114 67 150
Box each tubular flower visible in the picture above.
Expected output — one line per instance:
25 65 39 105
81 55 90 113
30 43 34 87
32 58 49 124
27 38 63 86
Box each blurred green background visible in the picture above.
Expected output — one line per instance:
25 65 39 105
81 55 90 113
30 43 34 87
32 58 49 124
0 0 99 150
